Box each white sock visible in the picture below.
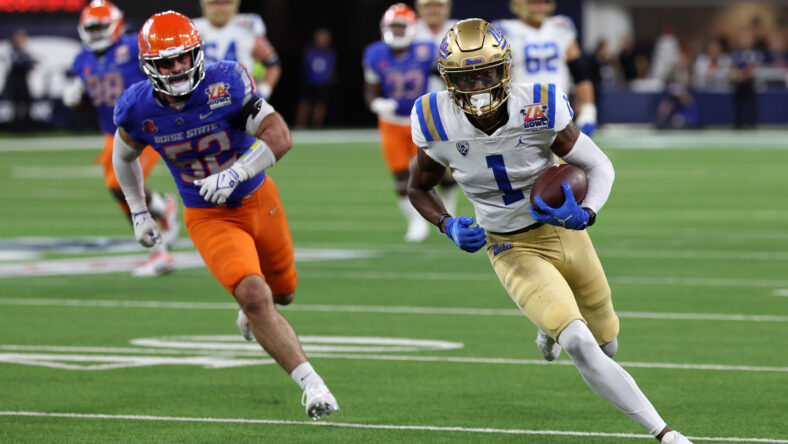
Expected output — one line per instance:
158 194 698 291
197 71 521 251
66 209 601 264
290 362 324 391
558 320 667 436
148 191 167 218
396 196 420 224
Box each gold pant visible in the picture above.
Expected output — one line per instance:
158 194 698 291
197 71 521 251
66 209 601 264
486 224 619 344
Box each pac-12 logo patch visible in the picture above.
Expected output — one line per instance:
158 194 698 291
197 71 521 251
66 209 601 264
456 141 469 156
205 82 232 109
142 119 158 133
521 104 549 131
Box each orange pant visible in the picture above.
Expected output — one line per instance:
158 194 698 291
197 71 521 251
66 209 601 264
97 134 160 189
184 177 297 296
378 119 417 173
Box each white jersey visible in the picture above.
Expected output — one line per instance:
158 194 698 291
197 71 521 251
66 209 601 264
193 13 266 71
411 83 573 233
494 16 576 93
414 19 454 93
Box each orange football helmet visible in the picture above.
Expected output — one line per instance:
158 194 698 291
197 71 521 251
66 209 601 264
78 0 124 53
138 11 205 97
380 3 417 50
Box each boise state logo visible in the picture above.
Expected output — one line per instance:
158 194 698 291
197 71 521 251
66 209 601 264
205 82 232 110
142 119 158 133
521 104 549 131
456 141 469 156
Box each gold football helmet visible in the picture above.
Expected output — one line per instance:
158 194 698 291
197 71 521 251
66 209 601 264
415 0 451 27
438 19 512 116
510 0 556 26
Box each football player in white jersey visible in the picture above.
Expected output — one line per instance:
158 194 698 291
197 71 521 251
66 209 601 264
193 0 281 99
407 19 692 444
495 0 597 136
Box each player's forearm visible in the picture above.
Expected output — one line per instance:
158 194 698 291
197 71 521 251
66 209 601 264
112 131 147 214
408 186 449 231
560 132 614 213
261 65 281 89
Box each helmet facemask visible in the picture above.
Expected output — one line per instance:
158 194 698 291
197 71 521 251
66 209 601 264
381 22 416 50
441 57 512 116
78 15 123 52
140 46 205 97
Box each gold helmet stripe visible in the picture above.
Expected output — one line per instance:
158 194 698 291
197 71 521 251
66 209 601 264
415 92 449 142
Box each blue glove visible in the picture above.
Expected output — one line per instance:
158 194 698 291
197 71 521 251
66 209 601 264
444 216 487 253
529 182 590 230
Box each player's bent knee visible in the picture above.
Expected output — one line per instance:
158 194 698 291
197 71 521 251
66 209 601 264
273 292 295 306
557 320 598 358
234 275 274 314
601 338 618 357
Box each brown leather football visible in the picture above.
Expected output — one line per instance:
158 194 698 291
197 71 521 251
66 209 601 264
530 164 587 210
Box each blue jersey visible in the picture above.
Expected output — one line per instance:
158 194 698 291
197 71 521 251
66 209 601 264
362 41 435 117
114 61 264 208
71 34 147 134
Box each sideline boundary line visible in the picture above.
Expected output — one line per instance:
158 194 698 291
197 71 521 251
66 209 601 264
0 411 785 442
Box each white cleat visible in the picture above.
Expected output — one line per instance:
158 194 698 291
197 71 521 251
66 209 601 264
132 251 175 277
661 430 693 444
236 309 255 341
535 329 562 361
302 382 339 420
404 218 429 242
159 194 180 247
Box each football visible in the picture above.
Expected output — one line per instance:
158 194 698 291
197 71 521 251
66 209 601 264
530 164 587 210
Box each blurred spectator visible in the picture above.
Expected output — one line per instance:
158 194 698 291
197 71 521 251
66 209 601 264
656 51 698 129
295 28 336 128
693 38 732 91
4 29 36 131
650 26 680 83
730 31 764 129
589 40 615 123
618 35 638 84
750 16 772 65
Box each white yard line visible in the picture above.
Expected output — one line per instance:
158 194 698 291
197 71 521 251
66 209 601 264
0 298 786 322
0 411 785 443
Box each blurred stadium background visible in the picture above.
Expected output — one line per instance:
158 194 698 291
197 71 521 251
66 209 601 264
0 1 787 443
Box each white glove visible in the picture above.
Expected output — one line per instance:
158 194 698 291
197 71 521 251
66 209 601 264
575 103 597 137
370 97 398 116
132 211 161 247
194 166 248 205
62 78 84 108
257 82 272 100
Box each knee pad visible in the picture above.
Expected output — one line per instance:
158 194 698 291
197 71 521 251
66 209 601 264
601 338 618 358
557 320 598 356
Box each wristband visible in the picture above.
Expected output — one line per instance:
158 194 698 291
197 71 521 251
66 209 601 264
437 213 452 233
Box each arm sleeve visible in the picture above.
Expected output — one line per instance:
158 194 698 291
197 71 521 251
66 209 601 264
112 131 148 214
560 132 614 213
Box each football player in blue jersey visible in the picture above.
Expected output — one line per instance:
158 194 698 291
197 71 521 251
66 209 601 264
362 3 438 242
63 0 178 277
111 11 338 420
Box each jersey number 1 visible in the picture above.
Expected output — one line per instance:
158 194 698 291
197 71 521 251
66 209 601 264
486 154 524 205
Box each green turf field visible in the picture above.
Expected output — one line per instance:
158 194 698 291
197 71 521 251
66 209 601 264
0 129 786 443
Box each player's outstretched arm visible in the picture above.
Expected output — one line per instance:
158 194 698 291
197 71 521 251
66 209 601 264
408 150 486 253
112 128 161 247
